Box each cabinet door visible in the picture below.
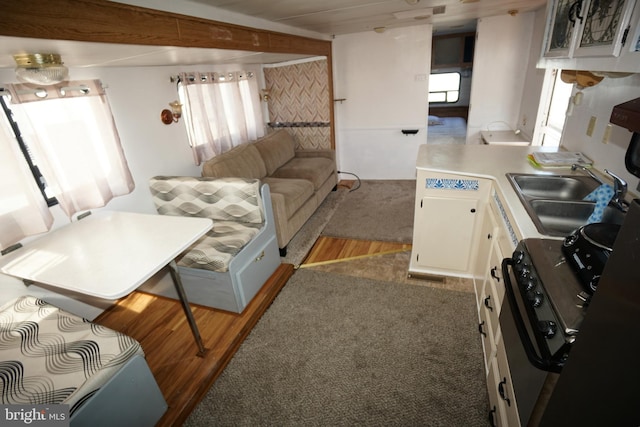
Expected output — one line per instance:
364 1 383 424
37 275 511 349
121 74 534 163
544 0 585 58
573 0 637 57
414 196 478 272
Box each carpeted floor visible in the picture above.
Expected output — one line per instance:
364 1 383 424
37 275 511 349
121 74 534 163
185 269 489 427
321 180 416 243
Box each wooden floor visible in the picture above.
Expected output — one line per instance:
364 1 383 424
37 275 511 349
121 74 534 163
94 237 410 426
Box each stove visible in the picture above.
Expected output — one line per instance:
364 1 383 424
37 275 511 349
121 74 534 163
502 238 589 372
499 238 591 426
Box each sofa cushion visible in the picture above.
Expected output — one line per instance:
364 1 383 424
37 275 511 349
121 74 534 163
262 177 314 218
254 129 296 176
271 157 335 191
201 143 267 179
178 221 262 272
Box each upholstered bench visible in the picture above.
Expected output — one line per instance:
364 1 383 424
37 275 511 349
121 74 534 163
143 176 280 313
0 296 167 427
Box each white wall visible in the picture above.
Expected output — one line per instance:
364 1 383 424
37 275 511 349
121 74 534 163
467 12 537 144
560 74 640 193
332 25 431 179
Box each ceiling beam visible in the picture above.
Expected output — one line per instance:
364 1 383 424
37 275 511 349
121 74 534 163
1 0 332 56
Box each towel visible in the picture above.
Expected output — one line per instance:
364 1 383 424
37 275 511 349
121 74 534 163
583 184 615 224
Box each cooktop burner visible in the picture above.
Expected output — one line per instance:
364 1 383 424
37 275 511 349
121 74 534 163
521 238 588 335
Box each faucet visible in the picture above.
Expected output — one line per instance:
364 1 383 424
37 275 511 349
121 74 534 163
571 164 628 212
604 169 629 212
571 164 604 185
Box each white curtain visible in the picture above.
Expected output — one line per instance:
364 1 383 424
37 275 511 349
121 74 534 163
6 80 135 219
178 71 264 165
0 106 54 250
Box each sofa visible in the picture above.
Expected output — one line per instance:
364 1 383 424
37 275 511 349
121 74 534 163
201 129 338 255
143 176 280 313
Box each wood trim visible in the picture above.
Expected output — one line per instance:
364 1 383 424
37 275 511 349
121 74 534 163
2 0 336 148
2 0 331 55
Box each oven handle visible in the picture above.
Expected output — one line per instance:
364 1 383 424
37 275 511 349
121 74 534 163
502 258 563 373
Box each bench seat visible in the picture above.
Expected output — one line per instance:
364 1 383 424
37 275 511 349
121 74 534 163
0 296 166 426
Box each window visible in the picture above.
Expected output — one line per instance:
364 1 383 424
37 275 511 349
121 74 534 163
428 72 461 103
0 95 57 207
0 80 134 222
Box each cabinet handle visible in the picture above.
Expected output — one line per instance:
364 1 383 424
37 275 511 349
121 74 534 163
254 250 265 262
484 295 493 312
478 321 486 337
498 378 511 406
569 0 583 24
470 208 476 213
488 406 497 427
491 266 501 282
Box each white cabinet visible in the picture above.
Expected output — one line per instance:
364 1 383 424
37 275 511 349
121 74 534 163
474 191 522 426
544 0 636 58
414 196 479 272
409 171 492 278
539 0 640 72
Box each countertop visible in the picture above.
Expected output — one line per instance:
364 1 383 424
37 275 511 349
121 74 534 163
416 144 584 240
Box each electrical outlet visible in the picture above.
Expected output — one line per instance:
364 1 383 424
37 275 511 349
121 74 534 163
602 123 612 144
587 116 596 137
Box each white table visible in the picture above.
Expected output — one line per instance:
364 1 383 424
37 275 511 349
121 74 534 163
0 211 212 355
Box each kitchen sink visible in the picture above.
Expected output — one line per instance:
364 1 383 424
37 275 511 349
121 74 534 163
529 200 625 236
507 173 599 200
506 173 625 237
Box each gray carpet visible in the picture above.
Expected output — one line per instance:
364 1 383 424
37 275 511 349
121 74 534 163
321 180 415 243
185 269 489 426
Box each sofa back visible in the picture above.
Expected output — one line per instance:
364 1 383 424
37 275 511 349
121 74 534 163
149 176 264 224
202 143 267 179
254 129 296 176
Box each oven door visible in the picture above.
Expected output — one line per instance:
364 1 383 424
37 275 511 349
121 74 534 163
500 258 562 426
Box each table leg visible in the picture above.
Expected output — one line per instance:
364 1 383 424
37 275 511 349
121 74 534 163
168 260 207 357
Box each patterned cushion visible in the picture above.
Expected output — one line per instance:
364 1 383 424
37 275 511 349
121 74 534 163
178 221 261 272
149 176 263 224
0 296 143 415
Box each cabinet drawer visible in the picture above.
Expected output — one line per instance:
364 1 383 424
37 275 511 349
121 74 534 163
488 244 506 306
482 279 501 343
478 296 496 373
487 357 508 427
496 339 521 427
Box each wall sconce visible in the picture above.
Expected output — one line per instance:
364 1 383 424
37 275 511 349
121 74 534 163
260 89 270 102
161 100 182 124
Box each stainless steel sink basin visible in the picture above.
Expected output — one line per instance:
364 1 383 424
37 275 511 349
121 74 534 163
508 173 599 200
506 173 625 237
529 200 625 236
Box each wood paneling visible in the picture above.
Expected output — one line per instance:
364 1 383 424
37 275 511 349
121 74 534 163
1 0 332 55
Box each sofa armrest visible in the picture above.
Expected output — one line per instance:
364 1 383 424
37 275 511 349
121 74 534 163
294 149 336 161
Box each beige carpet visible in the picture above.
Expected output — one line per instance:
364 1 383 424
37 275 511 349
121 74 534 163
185 268 489 426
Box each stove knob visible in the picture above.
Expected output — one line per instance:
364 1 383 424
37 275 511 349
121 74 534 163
538 320 557 339
513 250 525 264
519 266 531 278
527 290 544 308
523 277 537 291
